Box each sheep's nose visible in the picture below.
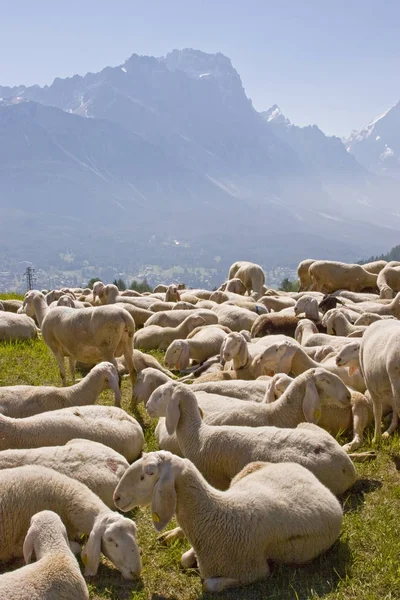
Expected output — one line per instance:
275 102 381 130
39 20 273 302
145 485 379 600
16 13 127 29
114 494 121 502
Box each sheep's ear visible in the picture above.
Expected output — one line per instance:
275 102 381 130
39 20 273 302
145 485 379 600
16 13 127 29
81 515 107 576
151 462 177 532
265 379 277 404
219 338 227 365
23 526 36 564
237 337 248 369
165 392 181 435
277 344 297 374
302 379 321 423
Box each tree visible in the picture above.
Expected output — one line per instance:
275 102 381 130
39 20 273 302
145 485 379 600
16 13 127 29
279 278 300 292
129 278 152 293
87 277 101 289
113 278 126 290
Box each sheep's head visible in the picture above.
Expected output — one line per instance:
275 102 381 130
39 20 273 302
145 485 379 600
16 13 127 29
132 367 169 405
318 295 344 315
56 294 75 308
93 362 121 404
82 512 141 580
264 373 293 403
45 290 63 305
146 381 176 418
335 342 360 375
254 341 298 375
294 295 319 320
379 284 393 300
165 285 180 303
220 332 245 364
309 368 351 406
99 284 118 304
23 511 69 564
114 451 180 532
22 290 45 318
294 318 318 343
165 340 190 370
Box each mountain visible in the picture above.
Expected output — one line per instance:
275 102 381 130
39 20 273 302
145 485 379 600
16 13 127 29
345 102 400 179
0 49 399 285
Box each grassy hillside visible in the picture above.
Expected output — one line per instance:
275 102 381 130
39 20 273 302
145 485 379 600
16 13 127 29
0 338 400 599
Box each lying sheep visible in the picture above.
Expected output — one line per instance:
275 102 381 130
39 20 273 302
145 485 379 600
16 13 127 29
0 312 38 341
322 310 367 338
146 382 356 495
212 303 258 332
144 308 218 329
218 278 247 295
254 339 366 392
0 440 129 508
151 368 352 454
0 299 23 313
0 405 144 462
0 362 121 418
134 314 206 351
0 465 141 579
251 314 305 339
266 372 373 452
165 325 231 370
0 511 89 599
21 291 137 401
114 451 342 593
295 319 353 349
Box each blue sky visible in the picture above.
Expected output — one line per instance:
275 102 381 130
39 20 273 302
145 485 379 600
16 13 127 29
1 0 399 136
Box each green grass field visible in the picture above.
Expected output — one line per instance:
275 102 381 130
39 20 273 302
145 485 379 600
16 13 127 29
1 336 400 600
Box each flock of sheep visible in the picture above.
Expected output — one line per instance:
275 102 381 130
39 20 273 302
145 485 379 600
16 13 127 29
0 257 399 596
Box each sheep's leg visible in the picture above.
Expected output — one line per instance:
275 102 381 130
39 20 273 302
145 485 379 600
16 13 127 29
203 578 241 593
68 356 76 384
54 352 67 385
342 403 369 453
181 547 197 569
383 377 400 438
158 526 184 545
370 391 383 445
123 347 138 403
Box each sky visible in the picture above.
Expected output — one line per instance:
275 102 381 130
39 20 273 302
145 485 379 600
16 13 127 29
1 0 399 137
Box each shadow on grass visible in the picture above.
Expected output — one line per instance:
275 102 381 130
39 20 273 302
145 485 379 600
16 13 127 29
151 594 179 600
200 538 352 600
341 478 382 514
88 562 144 599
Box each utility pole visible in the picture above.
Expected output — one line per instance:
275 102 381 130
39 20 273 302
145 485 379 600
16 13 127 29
24 266 36 291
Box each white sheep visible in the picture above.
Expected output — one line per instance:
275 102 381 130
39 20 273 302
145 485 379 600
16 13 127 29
146 382 356 495
0 299 23 313
308 261 378 293
134 314 206 351
295 319 354 349
0 510 89 599
0 405 144 462
359 320 400 442
322 310 366 338
164 325 231 370
0 465 141 579
0 440 129 508
293 295 322 321
218 278 247 295
0 312 38 341
377 265 400 299
144 308 218 328
21 290 136 403
297 259 316 291
212 303 258 331
232 262 265 298
0 362 120 418
254 339 366 392
114 451 342 593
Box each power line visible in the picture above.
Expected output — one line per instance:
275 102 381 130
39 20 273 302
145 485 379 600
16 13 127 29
24 267 36 291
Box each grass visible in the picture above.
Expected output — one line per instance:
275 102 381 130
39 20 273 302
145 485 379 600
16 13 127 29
1 338 400 599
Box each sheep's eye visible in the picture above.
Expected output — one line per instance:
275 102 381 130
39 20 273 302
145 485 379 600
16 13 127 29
140 475 145 481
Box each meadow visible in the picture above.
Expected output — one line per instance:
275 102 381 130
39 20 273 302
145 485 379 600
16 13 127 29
0 333 400 599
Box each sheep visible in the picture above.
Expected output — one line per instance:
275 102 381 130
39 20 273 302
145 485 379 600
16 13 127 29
21 291 137 402
0 510 89 599
342 292 400 318
266 372 373 452
149 300 193 312
0 312 38 341
259 295 296 312
255 339 366 392
359 320 400 443
151 368 353 454
133 367 270 405
220 331 268 371
0 405 144 462
0 440 128 508
308 261 378 293
297 259 315 291
0 299 23 313
134 314 206 351
322 310 367 338
233 262 265 298
251 313 304 339
0 465 141 579
164 325 231 370
144 308 218 329
116 349 176 380
295 319 354 349
93 284 154 325
114 451 342 593
319 294 347 314
218 278 247 295
377 265 400 299
210 304 256 332
354 313 396 326
146 382 356 494
228 260 252 280
362 260 388 274
0 362 121 418
293 295 323 321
